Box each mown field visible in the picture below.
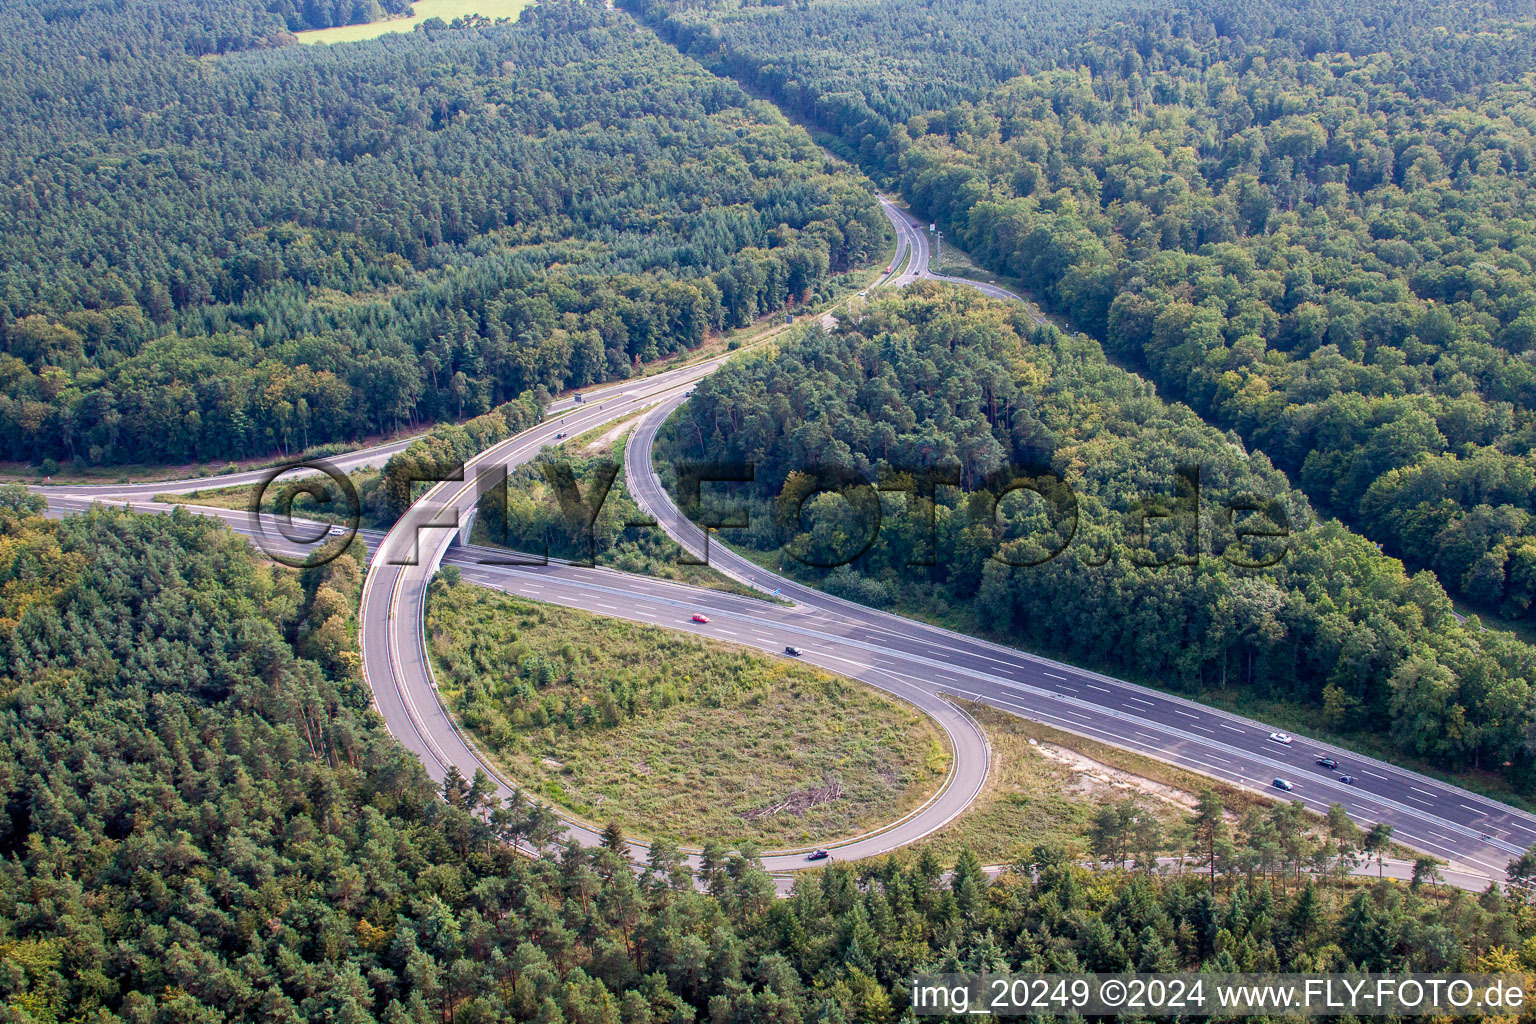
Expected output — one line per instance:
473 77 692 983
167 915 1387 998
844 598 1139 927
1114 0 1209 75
426 582 950 846
296 0 534 43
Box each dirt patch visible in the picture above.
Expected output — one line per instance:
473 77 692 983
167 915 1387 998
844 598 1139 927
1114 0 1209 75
893 703 1274 868
581 419 634 455
1033 739 1208 813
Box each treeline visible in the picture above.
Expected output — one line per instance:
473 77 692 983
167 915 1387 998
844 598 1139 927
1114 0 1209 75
622 0 1156 147
900 30 1536 621
1082 790 1428 900
631 0 1536 618
473 443 692 571
658 286 1536 785
628 0 1536 160
269 0 414 33
366 391 545 523
1 494 1533 1020
3 0 410 57
0 0 882 467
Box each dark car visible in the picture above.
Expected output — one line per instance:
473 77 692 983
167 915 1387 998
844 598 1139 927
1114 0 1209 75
784 645 801 657
1316 757 1339 770
806 849 829 861
1273 778 1294 791
1339 776 1357 785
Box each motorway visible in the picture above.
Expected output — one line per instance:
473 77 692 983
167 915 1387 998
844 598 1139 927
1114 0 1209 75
46 474 1520 890
622 208 1536 884
350 325 999 875
35 433 423 500
40 485 989 876
625 392 1533 882
37 197 1536 888
881 197 1036 308
32 384 627 503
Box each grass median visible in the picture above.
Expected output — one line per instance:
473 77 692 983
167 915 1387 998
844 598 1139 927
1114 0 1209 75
425 580 950 847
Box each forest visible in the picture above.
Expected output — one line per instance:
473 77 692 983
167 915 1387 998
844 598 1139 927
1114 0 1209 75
1 0 411 56
628 0 1536 620
1 491 1533 1022
657 285 1536 786
0 0 882 468
16 0 1536 1016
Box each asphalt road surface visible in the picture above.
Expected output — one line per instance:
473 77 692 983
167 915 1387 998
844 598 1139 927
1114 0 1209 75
40 487 989 875
33 434 423 499
36 197 1536 889
348 333 1001 878
29 378 646 500
41 485 1508 892
625 389 1534 884
42 481 1519 892
880 196 1040 311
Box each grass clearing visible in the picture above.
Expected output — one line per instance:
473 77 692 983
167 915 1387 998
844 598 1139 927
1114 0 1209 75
569 408 649 454
700 525 1536 818
157 485 264 513
295 0 533 44
877 703 1426 871
931 243 1003 285
426 582 949 847
888 702 1272 867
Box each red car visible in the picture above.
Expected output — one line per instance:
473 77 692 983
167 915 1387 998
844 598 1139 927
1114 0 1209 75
691 613 710 623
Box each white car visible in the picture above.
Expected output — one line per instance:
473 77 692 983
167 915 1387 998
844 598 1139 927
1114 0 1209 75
1267 732 1293 745
327 524 347 537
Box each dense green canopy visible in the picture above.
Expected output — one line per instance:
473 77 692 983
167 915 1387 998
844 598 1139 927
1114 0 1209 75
0 493 1530 1021
629 0 1536 620
660 286 1536 784
0 0 881 467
